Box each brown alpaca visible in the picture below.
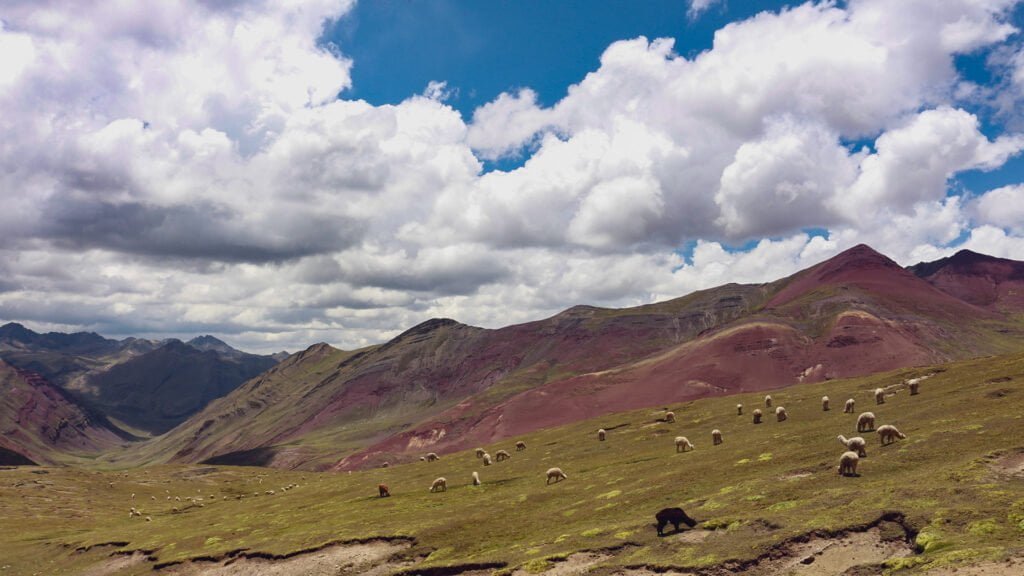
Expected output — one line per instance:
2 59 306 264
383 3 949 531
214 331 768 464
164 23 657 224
516 441 526 451
378 484 390 498
655 507 697 536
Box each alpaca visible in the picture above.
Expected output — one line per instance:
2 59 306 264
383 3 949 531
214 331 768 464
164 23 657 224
857 412 876 432
378 484 390 498
598 429 607 441
844 398 855 414
381 462 389 468
875 388 885 405
822 396 830 411
475 448 485 458
909 381 920 395
655 507 697 536
425 452 440 462
516 441 526 451
765 395 773 408
712 429 722 446
495 450 511 462
837 435 867 457
482 453 492 466
838 451 860 476
665 411 676 423
753 409 763 424
472 471 481 486
546 467 568 484
737 403 743 416
674 436 694 453
776 406 788 422
877 424 907 446
430 477 447 493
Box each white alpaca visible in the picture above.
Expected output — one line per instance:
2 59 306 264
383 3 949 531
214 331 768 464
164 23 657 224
475 448 485 459
425 452 440 462
844 398 855 414
765 395 773 408
909 381 920 395
430 477 447 493
482 453 492 466
838 451 860 476
753 409 763 424
877 424 907 446
515 441 526 451
546 467 568 484
857 412 876 432
775 406 788 422
822 396 830 411
737 403 743 416
674 436 694 453
837 435 867 457
495 450 511 462
472 471 481 486
597 428 607 441
665 411 676 423
874 388 885 405
712 429 722 446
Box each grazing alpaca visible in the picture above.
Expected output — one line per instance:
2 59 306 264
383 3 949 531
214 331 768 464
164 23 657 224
378 484 390 498
472 472 481 486
909 381 920 395
516 441 526 451
838 451 860 477
475 448 485 458
822 396 830 411
765 395 773 408
844 398 855 414
877 424 907 446
546 467 568 484
495 450 511 462
430 477 447 493
482 453 492 466
837 435 867 457
655 507 697 536
737 404 743 416
712 429 722 445
665 411 676 423
875 388 885 405
425 452 440 462
598 429 607 441
674 436 694 453
776 406 788 422
753 409 763 424
857 412 876 432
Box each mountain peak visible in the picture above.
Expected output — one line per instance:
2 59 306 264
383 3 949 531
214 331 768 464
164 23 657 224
187 335 236 354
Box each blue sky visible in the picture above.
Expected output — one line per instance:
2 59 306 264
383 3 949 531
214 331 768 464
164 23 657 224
1 0 1024 352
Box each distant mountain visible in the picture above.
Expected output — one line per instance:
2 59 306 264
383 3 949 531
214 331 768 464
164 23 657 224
0 325 281 437
0 360 129 465
908 249 1024 312
123 244 1024 472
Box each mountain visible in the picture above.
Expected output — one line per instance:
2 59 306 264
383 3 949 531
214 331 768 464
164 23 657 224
81 340 280 435
0 360 129 465
908 249 1024 312
106 245 1024 471
0 325 281 436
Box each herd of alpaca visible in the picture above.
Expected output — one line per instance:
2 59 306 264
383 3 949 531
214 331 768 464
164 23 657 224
377 377 917 536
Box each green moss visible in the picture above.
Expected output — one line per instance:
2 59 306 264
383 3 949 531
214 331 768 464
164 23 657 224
967 519 999 536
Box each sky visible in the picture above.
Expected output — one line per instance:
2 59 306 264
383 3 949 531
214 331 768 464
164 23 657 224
1 0 1023 354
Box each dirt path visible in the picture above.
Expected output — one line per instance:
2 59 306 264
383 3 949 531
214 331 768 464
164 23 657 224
160 540 412 576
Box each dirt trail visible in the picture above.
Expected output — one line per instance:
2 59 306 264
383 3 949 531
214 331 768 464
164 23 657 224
509 552 612 575
160 540 412 576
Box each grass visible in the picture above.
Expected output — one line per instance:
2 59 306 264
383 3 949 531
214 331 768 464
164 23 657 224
2 351 1024 575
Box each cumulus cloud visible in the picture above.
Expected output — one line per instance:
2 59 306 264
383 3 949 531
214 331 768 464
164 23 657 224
1 0 1023 353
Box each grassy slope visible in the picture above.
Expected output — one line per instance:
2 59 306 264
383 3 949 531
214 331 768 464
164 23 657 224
2 351 1024 575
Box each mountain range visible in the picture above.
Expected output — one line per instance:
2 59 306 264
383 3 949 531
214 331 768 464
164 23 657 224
86 244 1023 472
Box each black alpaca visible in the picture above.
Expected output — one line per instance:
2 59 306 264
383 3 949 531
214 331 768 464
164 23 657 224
655 507 697 536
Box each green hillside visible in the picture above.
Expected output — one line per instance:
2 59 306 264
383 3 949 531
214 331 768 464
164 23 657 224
2 351 1023 575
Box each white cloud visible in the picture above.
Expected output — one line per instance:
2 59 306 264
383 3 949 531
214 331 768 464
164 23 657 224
1 0 1023 353
688 0 723 20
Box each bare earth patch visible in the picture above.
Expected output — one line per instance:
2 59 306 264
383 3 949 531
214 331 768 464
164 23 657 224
79 552 150 576
160 540 412 576
511 552 612 575
990 449 1024 478
742 526 912 575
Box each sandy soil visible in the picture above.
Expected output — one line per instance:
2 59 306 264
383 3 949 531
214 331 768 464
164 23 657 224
510 552 612 575
160 540 412 576
78 552 150 576
990 449 1024 478
919 558 1024 575
746 526 912 575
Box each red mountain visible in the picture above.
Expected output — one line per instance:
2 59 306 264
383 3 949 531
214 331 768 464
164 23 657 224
908 249 1024 312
